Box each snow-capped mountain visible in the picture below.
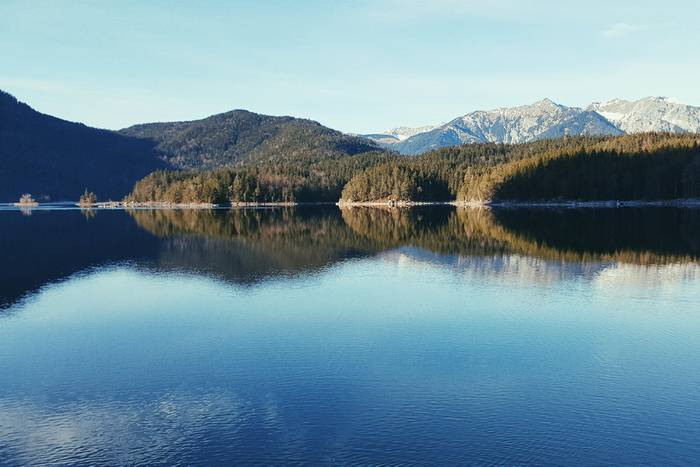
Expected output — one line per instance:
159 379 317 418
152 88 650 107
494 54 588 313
362 125 439 145
382 125 439 141
588 97 700 134
367 97 700 155
372 99 621 155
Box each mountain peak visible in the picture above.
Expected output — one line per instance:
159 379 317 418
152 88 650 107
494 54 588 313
589 96 700 133
590 98 628 108
378 125 439 141
642 96 680 104
120 109 380 170
533 97 559 108
488 98 563 114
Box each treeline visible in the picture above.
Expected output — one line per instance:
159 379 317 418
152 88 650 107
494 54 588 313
126 133 700 204
458 133 700 201
340 135 641 202
340 163 451 202
127 151 394 203
127 136 606 204
343 133 700 203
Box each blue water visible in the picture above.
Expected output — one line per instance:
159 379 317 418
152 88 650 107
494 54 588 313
1 207 699 465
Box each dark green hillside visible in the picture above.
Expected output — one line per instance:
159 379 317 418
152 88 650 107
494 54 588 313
340 163 451 202
0 90 166 201
458 133 700 202
342 134 700 203
128 135 611 205
124 131 700 205
120 109 382 170
339 136 623 202
127 151 394 204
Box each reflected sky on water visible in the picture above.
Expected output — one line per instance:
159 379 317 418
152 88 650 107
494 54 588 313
1 207 699 465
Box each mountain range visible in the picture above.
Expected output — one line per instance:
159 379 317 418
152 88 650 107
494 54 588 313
0 90 380 201
366 97 700 155
2 89 700 202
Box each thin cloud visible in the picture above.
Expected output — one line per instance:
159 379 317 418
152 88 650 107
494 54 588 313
603 22 642 38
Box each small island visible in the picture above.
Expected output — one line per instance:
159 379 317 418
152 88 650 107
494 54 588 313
78 189 98 208
13 193 38 206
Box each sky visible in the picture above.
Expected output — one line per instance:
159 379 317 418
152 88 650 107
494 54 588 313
1 0 699 133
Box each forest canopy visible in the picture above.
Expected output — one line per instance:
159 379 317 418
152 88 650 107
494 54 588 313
457 133 700 202
126 151 394 204
126 133 700 204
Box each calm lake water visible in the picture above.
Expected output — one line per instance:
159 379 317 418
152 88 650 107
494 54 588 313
1 206 699 465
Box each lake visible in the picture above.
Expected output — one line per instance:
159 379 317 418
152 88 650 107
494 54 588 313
1 206 699 465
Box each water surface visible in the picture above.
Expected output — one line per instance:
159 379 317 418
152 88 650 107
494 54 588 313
1 206 699 465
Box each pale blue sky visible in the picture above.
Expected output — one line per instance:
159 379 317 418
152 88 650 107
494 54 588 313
1 0 698 133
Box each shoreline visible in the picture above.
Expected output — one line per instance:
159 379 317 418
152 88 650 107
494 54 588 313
340 198 700 208
337 200 447 208
67 201 339 209
122 201 337 208
456 198 700 208
5 198 700 210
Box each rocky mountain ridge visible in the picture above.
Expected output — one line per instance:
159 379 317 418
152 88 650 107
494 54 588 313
368 97 700 155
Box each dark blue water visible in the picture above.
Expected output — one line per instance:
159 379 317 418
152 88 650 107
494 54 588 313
1 207 699 465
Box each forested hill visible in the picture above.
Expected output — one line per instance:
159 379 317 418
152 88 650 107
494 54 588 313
341 133 700 203
0 91 385 202
0 90 166 201
126 133 700 204
125 134 694 204
119 109 382 170
458 133 700 202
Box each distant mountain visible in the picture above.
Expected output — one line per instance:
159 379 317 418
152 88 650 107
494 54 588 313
361 133 401 145
368 97 700 155
120 110 381 170
588 97 700 134
0 90 165 201
368 99 621 155
362 125 439 149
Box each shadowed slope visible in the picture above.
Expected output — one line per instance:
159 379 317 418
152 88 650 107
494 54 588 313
0 91 166 201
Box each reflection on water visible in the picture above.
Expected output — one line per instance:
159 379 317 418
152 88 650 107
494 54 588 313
491 208 700 264
1 207 700 464
3 206 700 308
130 207 383 282
134 205 700 266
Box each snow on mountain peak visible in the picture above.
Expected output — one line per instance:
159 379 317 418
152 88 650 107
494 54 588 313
646 96 679 103
380 125 439 141
588 97 700 133
532 98 561 109
364 97 700 155
386 99 622 154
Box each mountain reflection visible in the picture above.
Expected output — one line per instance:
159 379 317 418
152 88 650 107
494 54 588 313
129 207 383 282
489 208 700 264
1 206 699 309
345 206 700 265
